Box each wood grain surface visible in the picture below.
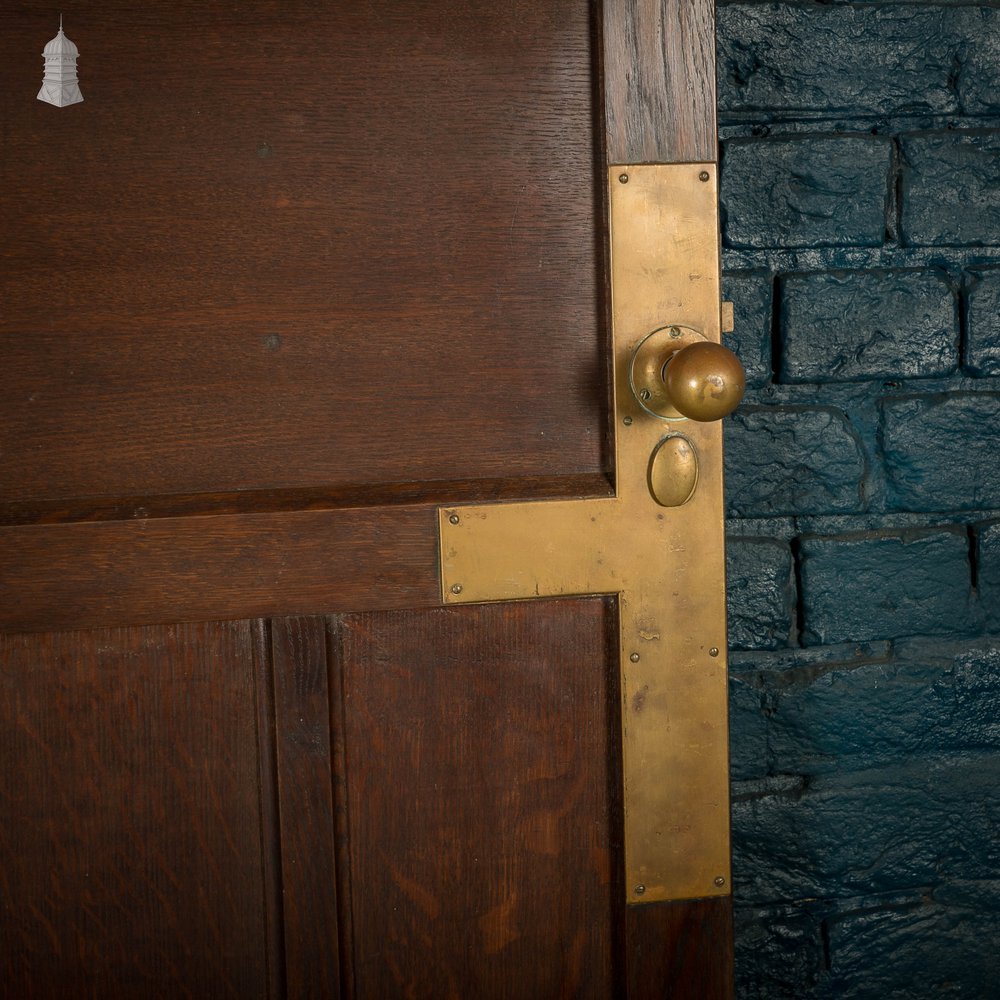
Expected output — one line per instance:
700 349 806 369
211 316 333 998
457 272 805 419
269 617 341 999
0 1 606 512
603 0 718 163
335 599 622 997
0 505 441 633
0 621 272 997
626 896 735 998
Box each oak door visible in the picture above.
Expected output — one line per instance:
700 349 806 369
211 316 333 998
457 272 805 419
0 2 732 996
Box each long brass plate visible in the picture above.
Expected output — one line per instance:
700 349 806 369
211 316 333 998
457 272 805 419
438 165 730 904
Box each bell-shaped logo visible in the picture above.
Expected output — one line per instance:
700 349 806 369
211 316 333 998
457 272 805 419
38 17 83 108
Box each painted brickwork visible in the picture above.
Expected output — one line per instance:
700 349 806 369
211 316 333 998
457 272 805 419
718 2 1000 994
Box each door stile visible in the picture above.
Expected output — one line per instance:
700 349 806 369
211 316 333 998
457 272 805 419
439 0 734 993
600 1 734 989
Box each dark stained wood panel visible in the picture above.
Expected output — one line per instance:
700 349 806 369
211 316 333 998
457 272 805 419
0 621 272 998
335 599 622 997
603 0 718 163
626 897 734 999
0 1 606 508
0 505 440 634
269 617 341 999
0 472 613 528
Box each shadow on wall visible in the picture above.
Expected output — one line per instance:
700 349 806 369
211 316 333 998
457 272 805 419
717 2 1000 996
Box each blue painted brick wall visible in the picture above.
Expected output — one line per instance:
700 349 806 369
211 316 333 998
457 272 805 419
718 1 1000 994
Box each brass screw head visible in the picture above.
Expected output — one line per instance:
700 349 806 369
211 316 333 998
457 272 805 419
709 647 720 657
714 876 726 887
623 415 633 426
634 884 646 896
619 173 629 184
629 652 640 663
449 514 460 525
699 170 710 182
450 584 463 595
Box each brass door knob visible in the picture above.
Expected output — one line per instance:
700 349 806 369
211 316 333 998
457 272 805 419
630 325 745 422
663 341 745 422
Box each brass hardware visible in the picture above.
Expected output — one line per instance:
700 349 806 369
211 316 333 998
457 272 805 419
630 327 745 422
665 341 745 422
648 434 699 507
437 165 730 904
721 300 735 334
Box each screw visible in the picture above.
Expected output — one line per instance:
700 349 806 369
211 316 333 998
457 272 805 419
451 584 463 595
630 652 640 663
699 170 710 182
714 876 726 887
449 514 460 525
709 647 720 657
619 173 629 184
669 327 681 338
623 415 633 426
639 388 651 401
634 884 646 896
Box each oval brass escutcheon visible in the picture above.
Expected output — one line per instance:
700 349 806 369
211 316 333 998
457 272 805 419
648 434 699 507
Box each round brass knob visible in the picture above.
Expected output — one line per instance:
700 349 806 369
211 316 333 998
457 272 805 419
663 341 745 422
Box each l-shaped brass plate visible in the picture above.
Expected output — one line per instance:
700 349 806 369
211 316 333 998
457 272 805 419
438 165 731 904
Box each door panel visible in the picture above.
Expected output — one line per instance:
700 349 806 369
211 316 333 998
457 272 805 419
335 599 620 997
0 621 275 998
0 0 605 513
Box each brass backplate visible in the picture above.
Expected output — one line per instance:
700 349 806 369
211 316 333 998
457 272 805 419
438 165 730 904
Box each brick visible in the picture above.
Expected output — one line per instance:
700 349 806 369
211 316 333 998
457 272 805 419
780 270 957 384
965 267 1000 375
722 137 891 249
957 9 1000 114
827 883 1000 997
724 406 866 517
881 392 1000 512
755 639 1000 776
722 272 772 389
800 528 974 645
733 904 825 1000
900 131 1000 246
976 521 1000 632
726 537 795 650
729 675 770 783
718 5 960 118
732 755 1000 904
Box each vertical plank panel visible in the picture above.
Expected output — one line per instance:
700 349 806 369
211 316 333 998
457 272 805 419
626 897 735 998
328 618 358 1000
0 621 270 998
270 617 340 999
252 620 287 1000
603 0 718 163
338 599 620 998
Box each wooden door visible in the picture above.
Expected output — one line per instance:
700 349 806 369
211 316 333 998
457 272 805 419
0 2 732 997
